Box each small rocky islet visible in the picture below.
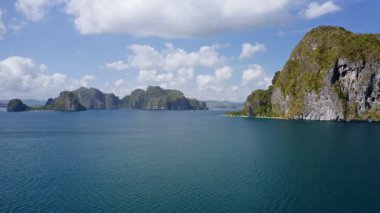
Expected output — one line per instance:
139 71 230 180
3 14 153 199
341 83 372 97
227 26 380 122
6 86 207 112
6 99 31 112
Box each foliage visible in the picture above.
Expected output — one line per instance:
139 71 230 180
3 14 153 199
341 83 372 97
224 111 247 117
121 86 207 110
242 89 273 117
274 26 380 118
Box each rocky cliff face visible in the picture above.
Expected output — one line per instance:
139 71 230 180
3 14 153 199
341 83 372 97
241 26 380 121
43 86 206 111
72 87 120 109
121 86 207 110
45 87 119 111
7 99 30 112
45 91 86 111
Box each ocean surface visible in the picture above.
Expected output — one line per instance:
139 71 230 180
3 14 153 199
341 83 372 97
1 110 380 212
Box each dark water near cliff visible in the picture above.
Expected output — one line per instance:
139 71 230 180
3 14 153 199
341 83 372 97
1 110 380 212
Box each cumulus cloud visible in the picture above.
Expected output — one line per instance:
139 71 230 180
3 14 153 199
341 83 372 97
113 79 129 96
122 44 226 71
65 0 296 38
102 79 130 98
128 45 164 70
300 1 341 20
102 43 275 101
196 75 214 91
114 79 125 87
239 42 266 59
103 43 229 98
137 68 194 89
0 9 6 39
69 75 96 89
215 66 232 81
0 56 95 99
241 64 272 87
196 66 233 92
105 60 129 71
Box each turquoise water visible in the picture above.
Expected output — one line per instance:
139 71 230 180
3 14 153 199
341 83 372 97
1 110 380 212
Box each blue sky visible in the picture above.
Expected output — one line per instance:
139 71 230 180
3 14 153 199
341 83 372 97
0 0 379 101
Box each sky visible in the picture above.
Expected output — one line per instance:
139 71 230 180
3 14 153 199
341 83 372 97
0 0 379 102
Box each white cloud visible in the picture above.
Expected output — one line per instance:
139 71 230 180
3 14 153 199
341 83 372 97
137 68 193 89
102 43 231 99
124 44 226 71
15 0 63 21
77 75 95 86
137 70 157 83
300 1 341 20
196 66 233 92
0 56 95 99
241 64 271 87
177 68 194 84
215 66 232 81
105 60 129 71
114 79 125 87
129 45 164 70
103 43 274 102
163 44 226 70
196 74 214 91
0 9 6 39
239 42 266 59
102 79 130 98
39 63 47 72
65 0 297 38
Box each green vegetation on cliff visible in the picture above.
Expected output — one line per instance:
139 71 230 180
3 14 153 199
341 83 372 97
274 26 380 118
121 86 207 110
242 88 273 116
6 86 207 112
7 99 30 112
228 26 380 121
45 91 86 111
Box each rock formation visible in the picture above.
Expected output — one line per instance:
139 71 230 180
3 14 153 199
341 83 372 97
45 91 86 111
235 26 380 121
72 87 120 109
121 86 207 110
41 86 206 111
6 99 30 112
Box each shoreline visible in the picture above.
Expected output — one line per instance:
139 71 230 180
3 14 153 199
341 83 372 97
222 114 285 120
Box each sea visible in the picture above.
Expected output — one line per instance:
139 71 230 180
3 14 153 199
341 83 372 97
1 109 380 212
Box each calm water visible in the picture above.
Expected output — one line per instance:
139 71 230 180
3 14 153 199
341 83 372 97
1 110 380 212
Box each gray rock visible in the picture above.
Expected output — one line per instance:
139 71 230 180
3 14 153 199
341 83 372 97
271 88 290 116
72 87 120 109
7 99 30 112
121 86 207 110
45 91 86 111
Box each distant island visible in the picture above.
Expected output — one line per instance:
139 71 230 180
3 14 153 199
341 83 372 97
6 86 208 112
205 101 243 110
227 26 380 121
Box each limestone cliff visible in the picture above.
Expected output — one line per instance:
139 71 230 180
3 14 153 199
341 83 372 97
72 87 120 109
44 86 207 111
45 91 86 111
121 86 207 110
7 99 30 112
238 26 380 121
